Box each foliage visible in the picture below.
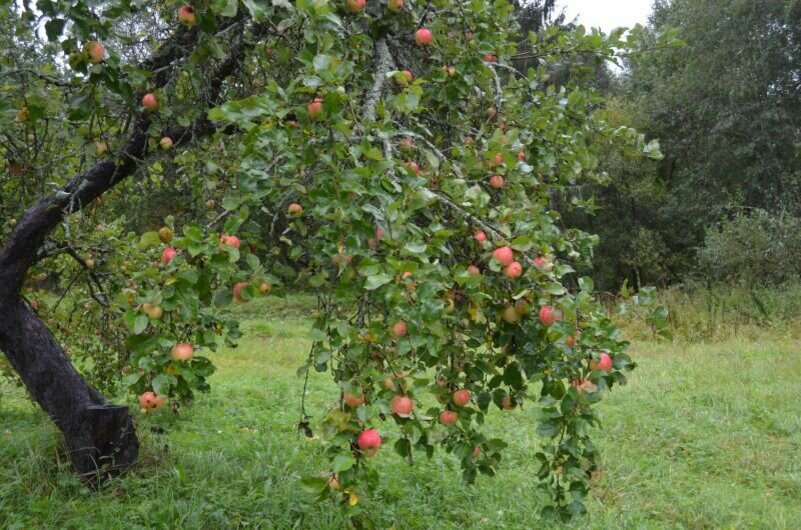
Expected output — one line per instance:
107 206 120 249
696 209 801 286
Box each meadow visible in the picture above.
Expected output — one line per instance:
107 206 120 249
2 294 800 529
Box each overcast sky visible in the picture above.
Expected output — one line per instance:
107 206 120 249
557 0 654 33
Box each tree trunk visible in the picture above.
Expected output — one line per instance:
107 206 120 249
0 298 138 480
0 19 249 481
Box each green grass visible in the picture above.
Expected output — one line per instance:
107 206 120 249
2 295 801 529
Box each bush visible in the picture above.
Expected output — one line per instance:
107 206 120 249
695 209 801 285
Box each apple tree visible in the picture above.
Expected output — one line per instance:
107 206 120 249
0 0 663 519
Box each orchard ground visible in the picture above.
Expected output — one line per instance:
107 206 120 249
2 295 800 529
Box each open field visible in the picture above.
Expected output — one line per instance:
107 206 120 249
2 295 800 529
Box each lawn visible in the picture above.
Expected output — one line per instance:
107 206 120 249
2 295 800 529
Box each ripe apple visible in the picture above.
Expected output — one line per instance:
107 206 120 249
346 0 365 12
86 41 105 64
221 234 240 249
415 28 432 46
142 303 163 320
453 389 471 407
259 282 271 294
139 391 157 410
489 175 505 189
171 343 194 361
474 231 487 243
178 5 196 25
233 282 248 302
565 335 576 348
502 395 516 410
307 98 323 119
539 305 561 326
404 160 420 175
484 53 497 63
343 392 365 407
161 247 177 265
391 395 414 417
288 203 303 216
142 93 158 110
357 429 381 454
160 137 173 150
492 246 514 266
439 410 458 425
85 258 95 269
571 378 597 393
502 306 520 324
517 151 525 162
390 320 407 339
158 227 173 243
591 352 613 372
467 265 481 276
503 261 523 279
387 0 403 12
533 256 550 269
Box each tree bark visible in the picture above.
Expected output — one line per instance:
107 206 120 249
0 18 251 480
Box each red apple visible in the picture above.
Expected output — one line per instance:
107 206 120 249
177 5 196 25
346 0 365 12
517 151 525 162
390 320 407 339
591 352 613 372
390 395 414 417
387 0 403 12
489 175 505 189
86 41 105 64
533 256 549 269
404 160 420 175
439 410 458 425
467 265 481 276
139 391 158 410
142 93 158 110
566 335 576 348
343 392 365 407
221 235 241 249
161 247 177 265
484 53 497 63
307 98 323 119
160 137 173 150
398 70 413 84
288 202 303 216
539 305 561 326
415 28 432 46
474 231 487 243
171 343 194 362
571 378 597 393
492 246 514 266
357 429 381 454
453 389 471 407
503 261 523 279
233 282 248 302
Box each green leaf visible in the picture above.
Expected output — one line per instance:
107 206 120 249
138 231 161 249
133 314 148 335
332 453 356 473
364 273 392 290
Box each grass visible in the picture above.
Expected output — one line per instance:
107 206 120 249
2 295 801 529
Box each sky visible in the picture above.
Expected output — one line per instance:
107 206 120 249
557 0 654 33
